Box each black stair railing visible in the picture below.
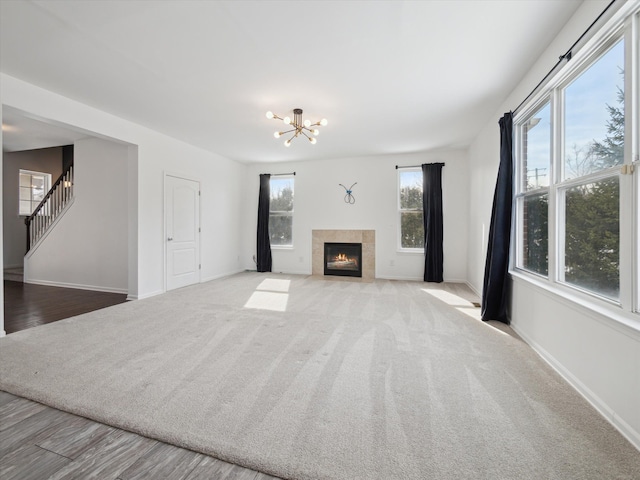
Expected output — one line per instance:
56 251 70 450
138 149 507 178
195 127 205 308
25 164 74 252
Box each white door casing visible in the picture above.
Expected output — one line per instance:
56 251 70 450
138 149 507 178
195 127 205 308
165 174 200 291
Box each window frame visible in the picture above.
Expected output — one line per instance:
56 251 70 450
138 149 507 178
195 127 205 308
514 97 552 278
397 168 424 252
512 3 640 327
19 169 51 217
269 175 294 249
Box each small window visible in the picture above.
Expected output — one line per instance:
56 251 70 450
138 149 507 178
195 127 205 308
398 169 424 250
19 170 51 216
516 101 550 276
269 176 294 247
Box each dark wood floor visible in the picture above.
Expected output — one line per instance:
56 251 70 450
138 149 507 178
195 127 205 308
1 281 281 479
3 280 128 334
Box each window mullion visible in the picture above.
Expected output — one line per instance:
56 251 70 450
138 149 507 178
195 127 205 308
624 12 639 313
550 88 561 285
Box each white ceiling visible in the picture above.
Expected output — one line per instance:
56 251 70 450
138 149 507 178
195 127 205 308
1 0 583 162
2 107 91 153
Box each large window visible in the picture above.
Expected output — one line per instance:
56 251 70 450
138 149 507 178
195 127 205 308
269 176 294 247
398 169 424 249
559 40 624 299
514 3 639 319
19 169 51 216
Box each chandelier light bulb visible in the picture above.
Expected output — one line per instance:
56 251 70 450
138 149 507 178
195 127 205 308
267 108 327 147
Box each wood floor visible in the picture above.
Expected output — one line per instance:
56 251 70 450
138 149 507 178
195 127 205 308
2 281 281 480
3 280 128 334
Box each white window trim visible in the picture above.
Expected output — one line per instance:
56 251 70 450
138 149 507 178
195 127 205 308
269 175 294 248
397 167 424 253
19 169 52 217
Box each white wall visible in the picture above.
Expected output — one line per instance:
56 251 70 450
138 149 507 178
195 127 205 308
1 73 246 299
466 0 640 449
25 138 129 292
241 150 469 282
3 147 63 268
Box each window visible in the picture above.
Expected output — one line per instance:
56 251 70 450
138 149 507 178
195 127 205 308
517 101 551 276
269 176 294 247
514 1 639 319
558 40 624 300
398 169 424 249
19 169 51 216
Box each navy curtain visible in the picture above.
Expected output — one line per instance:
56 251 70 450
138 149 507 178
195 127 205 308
256 174 272 272
422 163 444 283
481 112 514 324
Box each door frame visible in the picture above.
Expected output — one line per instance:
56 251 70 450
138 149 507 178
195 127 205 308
163 172 201 292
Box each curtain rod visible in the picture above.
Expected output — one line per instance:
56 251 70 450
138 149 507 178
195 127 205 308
263 172 296 176
395 163 445 169
513 0 617 115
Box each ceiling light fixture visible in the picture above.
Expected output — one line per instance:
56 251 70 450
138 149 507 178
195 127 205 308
266 108 327 147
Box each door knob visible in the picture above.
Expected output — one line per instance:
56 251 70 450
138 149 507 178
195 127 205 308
167 237 173 241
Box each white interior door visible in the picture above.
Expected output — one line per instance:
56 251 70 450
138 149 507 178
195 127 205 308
165 175 200 291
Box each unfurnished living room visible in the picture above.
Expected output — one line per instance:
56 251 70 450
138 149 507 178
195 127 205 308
1 1 639 479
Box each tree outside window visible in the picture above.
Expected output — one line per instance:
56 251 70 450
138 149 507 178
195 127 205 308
561 40 623 300
399 170 424 249
269 177 294 246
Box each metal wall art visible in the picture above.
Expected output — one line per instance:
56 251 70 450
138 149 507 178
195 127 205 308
339 182 357 204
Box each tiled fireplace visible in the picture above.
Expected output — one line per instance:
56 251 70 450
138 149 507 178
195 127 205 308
312 230 375 281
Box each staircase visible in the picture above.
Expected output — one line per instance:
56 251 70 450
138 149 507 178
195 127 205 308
25 164 74 252
4 267 24 282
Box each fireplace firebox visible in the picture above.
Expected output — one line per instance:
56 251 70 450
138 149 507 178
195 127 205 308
324 242 362 278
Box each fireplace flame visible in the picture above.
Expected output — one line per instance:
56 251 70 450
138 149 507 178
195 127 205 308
331 252 358 267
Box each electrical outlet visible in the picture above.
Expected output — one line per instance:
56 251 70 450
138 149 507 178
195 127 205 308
389 260 395 267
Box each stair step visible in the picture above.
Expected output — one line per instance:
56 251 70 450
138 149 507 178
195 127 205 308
4 268 24 283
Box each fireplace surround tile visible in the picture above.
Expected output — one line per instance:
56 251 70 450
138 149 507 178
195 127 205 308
312 230 375 281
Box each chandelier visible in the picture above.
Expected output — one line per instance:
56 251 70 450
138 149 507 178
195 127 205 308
266 108 328 147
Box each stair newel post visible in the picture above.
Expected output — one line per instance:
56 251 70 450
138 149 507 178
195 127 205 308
25 218 30 253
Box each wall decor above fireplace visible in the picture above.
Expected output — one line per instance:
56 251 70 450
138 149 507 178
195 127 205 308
339 182 357 204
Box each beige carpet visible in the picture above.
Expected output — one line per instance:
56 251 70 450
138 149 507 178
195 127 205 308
0 272 638 479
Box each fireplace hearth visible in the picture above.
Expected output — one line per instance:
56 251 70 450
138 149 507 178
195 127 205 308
324 242 362 278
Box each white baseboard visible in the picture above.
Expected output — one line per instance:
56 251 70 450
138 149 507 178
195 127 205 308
511 322 640 452
25 278 128 295
465 281 482 298
201 269 246 283
127 289 164 301
376 274 423 281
